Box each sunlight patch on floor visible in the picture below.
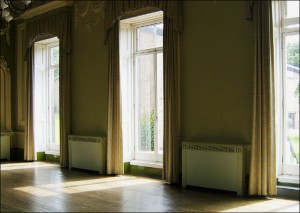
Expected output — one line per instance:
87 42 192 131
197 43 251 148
14 175 159 196
15 186 59 197
60 177 158 194
222 198 300 212
0 162 59 171
42 175 148 189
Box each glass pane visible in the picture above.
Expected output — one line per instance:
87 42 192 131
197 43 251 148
51 46 59 65
285 34 299 165
50 68 60 146
137 54 155 152
286 1 299 18
285 24 300 30
157 52 164 154
137 23 163 51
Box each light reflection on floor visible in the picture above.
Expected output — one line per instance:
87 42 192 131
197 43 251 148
0 162 59 170
2 162 299 212
15 175 159 196
222 198 300 212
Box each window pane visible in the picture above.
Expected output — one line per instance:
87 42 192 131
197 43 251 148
51 46 59 65
285 34 299 165
137 23 163 51
157 52 164 154
286 1 299 18
285 24 300 30
50 68 60 146
137 54 155 152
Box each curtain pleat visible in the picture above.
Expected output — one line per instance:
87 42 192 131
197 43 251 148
162 16 181 183
24 7 72 167
104 1 182 183
24 47 35 161
106 23 123 174
249 0 276 196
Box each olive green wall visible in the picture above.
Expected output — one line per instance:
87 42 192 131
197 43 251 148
10 0 253 152
1 20 16 132
71 12 108 137
71 1 253 144
0 21 15 67
180 1 253 144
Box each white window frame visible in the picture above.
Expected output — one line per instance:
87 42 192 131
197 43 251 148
47 42 60 153
133 21 163 162
273 1 299 181
120 11 164 165
34 37 60 156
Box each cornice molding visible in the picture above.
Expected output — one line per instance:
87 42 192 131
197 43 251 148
19 1 74 20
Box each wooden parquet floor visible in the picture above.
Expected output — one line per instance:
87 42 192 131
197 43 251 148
1 161 299 212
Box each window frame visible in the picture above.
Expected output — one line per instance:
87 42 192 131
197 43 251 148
34 37 60 156
47 42 60 153
119 11 164 165
132 18 164 163
273 1 299 179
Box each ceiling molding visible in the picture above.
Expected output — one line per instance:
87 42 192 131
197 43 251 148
18 1 74 20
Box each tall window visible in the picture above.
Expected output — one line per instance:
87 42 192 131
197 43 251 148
120 11 164 164
274 1 299 178
34 37 60 155
48 44 60 152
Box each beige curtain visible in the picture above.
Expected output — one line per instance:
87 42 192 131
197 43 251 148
249 0 277 196
162 15 181 183
24 47 35 161
106 23 123 174
104 1 183 183
24 7 72 166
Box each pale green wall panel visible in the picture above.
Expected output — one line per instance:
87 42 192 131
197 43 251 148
180 1 254 144
71 15 108 137
10 1 254 151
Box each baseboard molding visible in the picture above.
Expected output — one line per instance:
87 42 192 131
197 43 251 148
45 154 60 163
10 148 24 161
276 185 300 200
124 162 162 179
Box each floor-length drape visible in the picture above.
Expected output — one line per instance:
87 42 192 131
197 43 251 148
24 47 35 161
106 23 123 174
24 7 72 166
249 0 277 196
104 1 183 182
163 15 181 183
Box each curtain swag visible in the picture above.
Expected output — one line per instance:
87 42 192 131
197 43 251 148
25 7 72 58
104 0 183 44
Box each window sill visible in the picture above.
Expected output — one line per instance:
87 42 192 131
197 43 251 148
45 151 60 156
130 160 163 169
277 175 299 185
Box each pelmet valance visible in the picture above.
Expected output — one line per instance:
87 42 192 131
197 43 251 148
104 0 183 44
25 7 72 55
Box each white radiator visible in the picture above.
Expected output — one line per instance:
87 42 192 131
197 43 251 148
182 141 246 195
68 135 106 174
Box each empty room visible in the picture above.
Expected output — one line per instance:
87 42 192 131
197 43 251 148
0 0 299 212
